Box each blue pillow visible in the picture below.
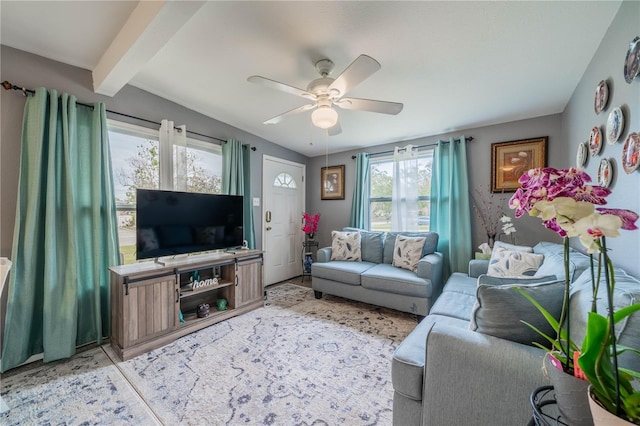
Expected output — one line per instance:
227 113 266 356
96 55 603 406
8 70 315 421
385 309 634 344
342 227 384 263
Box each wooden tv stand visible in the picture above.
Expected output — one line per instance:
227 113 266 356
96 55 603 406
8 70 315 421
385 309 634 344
109 250 263 361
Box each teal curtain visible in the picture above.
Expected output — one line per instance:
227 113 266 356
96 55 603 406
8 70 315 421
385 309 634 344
429 136 471 278
222 139 255 248
2 88 119 372
349 153 370 229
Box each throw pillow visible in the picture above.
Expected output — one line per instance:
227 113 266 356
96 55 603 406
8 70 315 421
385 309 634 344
493 240 534 253
487 247 544 277
330 231 362 261
137 228 159 251
469 278 564 346
392 235 426 272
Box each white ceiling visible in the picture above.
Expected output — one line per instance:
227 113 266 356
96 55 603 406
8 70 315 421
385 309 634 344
1 1 622 157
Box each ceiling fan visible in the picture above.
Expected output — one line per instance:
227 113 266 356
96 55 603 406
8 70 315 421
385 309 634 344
248 54 403 135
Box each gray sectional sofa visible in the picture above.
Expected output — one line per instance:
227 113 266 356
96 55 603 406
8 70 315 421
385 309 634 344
311 228 444 317
391 241 640 425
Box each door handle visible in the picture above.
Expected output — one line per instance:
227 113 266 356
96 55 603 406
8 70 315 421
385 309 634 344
266 210 272 223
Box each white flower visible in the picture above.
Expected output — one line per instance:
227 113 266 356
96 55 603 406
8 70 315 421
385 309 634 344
563 213 622 253
500 215 517 235
533 197 594 225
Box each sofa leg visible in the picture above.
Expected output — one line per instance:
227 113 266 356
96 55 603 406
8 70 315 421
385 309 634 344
417 315 425 323
314 290 322 299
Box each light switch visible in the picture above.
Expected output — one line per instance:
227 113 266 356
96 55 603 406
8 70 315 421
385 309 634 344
253 197 260 207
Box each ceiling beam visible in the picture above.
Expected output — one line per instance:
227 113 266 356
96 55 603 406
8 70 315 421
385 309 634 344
92 0 205 96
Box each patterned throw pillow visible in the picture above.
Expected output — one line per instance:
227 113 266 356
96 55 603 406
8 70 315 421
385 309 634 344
330 231 362 261
492 240 533 253
392 235 426 272
138 228 159 251
487 247 544 277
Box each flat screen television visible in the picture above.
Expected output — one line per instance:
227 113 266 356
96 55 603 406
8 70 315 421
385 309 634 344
136 189 244 260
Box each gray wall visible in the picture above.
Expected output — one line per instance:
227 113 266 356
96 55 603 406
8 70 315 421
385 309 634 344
0 45 308 259
561 0 639 276
307 115 565 254
306 1 640 277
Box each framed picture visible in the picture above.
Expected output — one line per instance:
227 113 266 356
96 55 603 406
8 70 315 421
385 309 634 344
491 137 547 192
321 165 345 200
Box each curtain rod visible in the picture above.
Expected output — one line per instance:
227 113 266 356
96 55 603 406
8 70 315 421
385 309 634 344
350 136 474 159
2 80 256 150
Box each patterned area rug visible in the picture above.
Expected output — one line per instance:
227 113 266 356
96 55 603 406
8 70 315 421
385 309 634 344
1 283 417 425
0 346 158 425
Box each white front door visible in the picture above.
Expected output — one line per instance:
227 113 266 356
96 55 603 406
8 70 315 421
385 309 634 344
262 156 305 286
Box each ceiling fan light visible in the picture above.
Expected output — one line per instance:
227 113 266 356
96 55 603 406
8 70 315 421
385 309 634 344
311 106 338 129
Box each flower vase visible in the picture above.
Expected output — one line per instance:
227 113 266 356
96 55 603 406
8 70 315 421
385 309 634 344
588 386 633 426
487 233 496 248
545 353 593 426
303 254 313 274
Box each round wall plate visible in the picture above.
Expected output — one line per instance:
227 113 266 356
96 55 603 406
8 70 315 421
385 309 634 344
606 107 624 144
589 126 603 156
597 158 612 188
576 141 588 168
622 132 640 174
594 80 608 114
624 36 640 84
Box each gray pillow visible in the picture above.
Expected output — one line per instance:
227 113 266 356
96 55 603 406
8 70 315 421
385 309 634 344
469 278 564 347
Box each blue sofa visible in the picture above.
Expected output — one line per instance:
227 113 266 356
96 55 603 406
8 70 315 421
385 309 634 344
391 241 640 425
311 228 444 317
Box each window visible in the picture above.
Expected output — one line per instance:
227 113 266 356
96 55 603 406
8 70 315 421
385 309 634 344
108 120 222 263
369 150 433 232
273 172 297 188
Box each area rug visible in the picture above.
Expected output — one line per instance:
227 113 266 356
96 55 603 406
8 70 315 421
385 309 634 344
0 346 158 425
109 283 417 425
0 283 417 425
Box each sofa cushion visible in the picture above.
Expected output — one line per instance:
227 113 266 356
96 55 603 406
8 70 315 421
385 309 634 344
383 232 439 264
361 264 433 298
330 231 362 261
469 278 564 346
311 261 376 285
392 314 469 401
533 241 591 281
570 267 640 369
487 247 544 277
429 288 477 322
342 227 385 263
392 235 426 272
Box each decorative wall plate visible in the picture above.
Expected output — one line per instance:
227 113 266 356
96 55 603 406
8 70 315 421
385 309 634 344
594 80 608 114
589 126 602 156
576 141 588 168
624 36 640 84
597 158 612 188
622 132 640 174
606 107 624 144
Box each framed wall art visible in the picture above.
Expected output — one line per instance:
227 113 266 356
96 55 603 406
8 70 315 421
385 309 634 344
321 165 345 200
491 137 548 192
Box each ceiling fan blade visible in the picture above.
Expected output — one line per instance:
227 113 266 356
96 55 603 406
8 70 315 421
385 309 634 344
328 120 342 136
335 97 403 115
328 54 381 97
263 104 316 125
248 76 316 100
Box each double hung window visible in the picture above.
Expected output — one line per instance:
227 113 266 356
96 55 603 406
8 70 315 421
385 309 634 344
368 150 433 232
108 120 222 263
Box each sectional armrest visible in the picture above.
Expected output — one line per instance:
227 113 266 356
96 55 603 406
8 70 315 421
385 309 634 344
317 247 332 263
417 252 444 295
421 322 547 425
468 259 489 278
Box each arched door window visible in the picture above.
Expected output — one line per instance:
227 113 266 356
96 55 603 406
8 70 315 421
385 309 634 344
273 172 297 189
